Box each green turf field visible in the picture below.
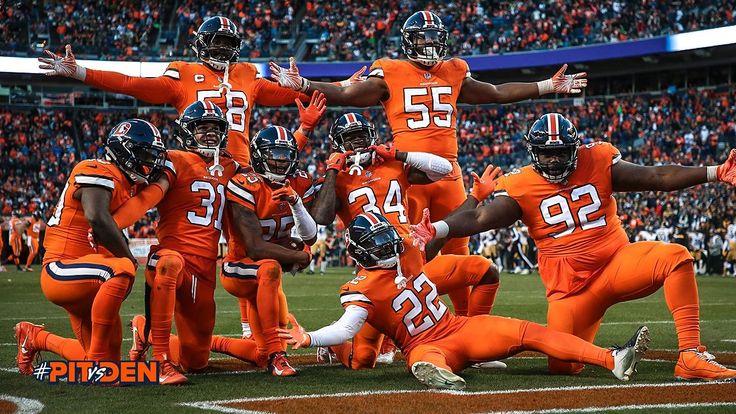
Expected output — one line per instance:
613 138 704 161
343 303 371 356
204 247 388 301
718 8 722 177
0 267 735 413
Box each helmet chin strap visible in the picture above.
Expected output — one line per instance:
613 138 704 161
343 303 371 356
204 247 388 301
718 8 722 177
217 63 231 93
349 150 365 176
208 147 224 177
394 254 407 290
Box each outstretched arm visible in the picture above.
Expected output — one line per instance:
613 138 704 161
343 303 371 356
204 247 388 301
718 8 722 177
442 196 523 238
269 58 387 106
458 64 587 104
277 307 368 349
612 150 736 192
112 176 170 229
39 45 183 105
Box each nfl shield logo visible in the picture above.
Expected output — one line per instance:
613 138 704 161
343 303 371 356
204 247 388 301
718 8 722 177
424 73 431 79
365 171 372 178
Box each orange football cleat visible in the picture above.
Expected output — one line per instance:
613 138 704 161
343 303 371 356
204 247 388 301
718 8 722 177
128 315 149 361
675 346 736 382
268 352 297 377
14 321 44 375
158 360 188 385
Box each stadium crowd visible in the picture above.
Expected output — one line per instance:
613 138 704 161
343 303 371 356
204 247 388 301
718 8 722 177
2 85 735 274
2 1 734 61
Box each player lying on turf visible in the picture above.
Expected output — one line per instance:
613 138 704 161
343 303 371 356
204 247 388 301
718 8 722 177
269 10 587 319
15 119 167 375
278 212 650 390
309 112 501 369
411 112 736 382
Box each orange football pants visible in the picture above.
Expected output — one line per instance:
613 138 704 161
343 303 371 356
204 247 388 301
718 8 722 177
407 168 473 315
26 239 39 267
39 254 136 361
145 248 216 371
9 235 22 266
217 258 286 360
407 315 614 373
332 249 499 370
542 241 696 374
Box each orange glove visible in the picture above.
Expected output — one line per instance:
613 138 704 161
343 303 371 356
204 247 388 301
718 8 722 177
369 144 398 163
326 151 352 172
716 149 736 185
277 314 311 349
469 165 503 202
296 90 327 132
409 208 435 252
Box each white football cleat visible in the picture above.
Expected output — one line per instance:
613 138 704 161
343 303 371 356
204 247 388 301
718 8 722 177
411 361 466 390
611 325 650 381
470 360 507 369
316 346 337 364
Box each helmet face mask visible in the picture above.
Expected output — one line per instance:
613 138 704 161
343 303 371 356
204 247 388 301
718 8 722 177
330 113 377 166
525 113 580 183
251 126 299 184
346 213 404 270
176 101 229 158
106 120 167 185
191 16 242 71
401 11 448 67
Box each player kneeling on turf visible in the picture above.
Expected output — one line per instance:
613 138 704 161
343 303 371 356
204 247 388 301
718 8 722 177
279 212 650 390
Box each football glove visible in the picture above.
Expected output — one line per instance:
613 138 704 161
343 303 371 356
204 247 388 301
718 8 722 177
537 64 587 95
296 90 327 132
326 151 352 172
38 44 86 80
717 149 736 185
339 66 367 87
271 180 299 205
269 57 309 92
409 208 435 252
470 164 503 202
277 314 311 349
369 144 398 163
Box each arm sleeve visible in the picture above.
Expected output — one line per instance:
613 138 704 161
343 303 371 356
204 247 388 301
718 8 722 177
84 66 184 106
289 197 317 240
112 183 166 230
404 152 453 181
294 129 309 150
253 78 309 106
307 305 368 347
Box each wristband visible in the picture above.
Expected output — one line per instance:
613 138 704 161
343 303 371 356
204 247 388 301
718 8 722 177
433 220 449 239
536 78 553 95
707 165 718 182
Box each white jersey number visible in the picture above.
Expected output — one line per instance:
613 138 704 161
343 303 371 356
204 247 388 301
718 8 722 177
347 180 408 223
392 274 448 337
197 90 249 133
540 184 606 238
187 181 226 230
403 86 453 129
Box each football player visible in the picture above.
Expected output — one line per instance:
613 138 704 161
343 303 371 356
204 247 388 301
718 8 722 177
309 113 501 369
269 10 586 315
279 212 650 390
24 211 45 271
411 113 736 381
212 126 317 376
37 16 354 165
118 102 239 385
8 211 25 271
14 119 166 374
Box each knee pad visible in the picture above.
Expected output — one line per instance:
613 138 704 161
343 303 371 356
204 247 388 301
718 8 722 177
258 260 282 282
156 253 185 276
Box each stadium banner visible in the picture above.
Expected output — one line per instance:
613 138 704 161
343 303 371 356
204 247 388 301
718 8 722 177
129 238 159 263
2 25 734 78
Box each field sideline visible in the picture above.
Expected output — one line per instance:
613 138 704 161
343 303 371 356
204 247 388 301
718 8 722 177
0 267 735 413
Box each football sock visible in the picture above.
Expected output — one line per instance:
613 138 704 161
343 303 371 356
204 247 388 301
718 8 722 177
448 287 470 316
88 276 131 361
257 261 283 356
36 330 86 360
468 282 499 316
150 254 184 361
211 335 259 365
521 321 613 370
663 263 701 350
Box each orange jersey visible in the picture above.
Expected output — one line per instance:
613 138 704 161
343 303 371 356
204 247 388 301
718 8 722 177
9 217 23 238
368 58 469 163
494 142 629 296
340 247 464 355
84 62 304 164
44 159 134 262
224 170 315 261
25 217 42 240
332 160 412 237
156 150 239 260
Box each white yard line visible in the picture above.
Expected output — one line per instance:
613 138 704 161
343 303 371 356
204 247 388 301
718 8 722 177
0 394 44 414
